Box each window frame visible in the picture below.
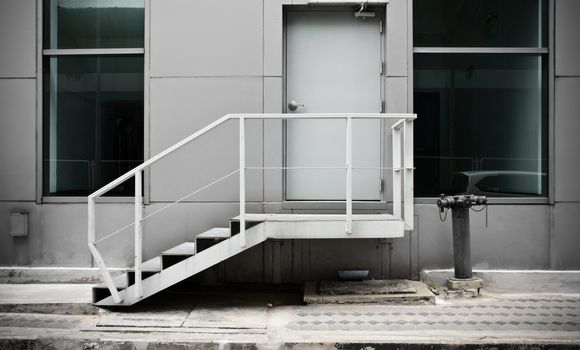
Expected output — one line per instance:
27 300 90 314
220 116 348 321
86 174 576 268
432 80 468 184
36 0 149 203
410 0 554 205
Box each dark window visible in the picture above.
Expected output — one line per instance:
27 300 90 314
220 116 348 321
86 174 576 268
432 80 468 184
43 0 144 197
414 0 547 48
43 0 144 49
413 0 548 197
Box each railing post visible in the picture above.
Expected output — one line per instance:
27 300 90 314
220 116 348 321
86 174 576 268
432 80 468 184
134 171 143 299
239 117 246 247
88 197 96 246
403 119 414 230
87 196 122 304
392 124 402 219
346 117 353 234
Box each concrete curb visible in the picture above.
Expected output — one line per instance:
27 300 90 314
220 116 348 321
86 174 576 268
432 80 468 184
0 267 125 284
0 339 579 350
421 269 580 293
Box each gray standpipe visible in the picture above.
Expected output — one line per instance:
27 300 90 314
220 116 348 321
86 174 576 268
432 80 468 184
437 194 487 290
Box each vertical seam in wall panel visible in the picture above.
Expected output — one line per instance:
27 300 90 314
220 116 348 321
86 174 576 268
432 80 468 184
143 0 151 205
35 0 43 204
549 0 555 204
407 0 413 113
262 0 266 211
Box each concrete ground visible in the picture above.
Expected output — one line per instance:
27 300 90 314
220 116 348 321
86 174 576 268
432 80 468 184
0 283 579 349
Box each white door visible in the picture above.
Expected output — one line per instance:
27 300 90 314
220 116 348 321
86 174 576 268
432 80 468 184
285 10 383 201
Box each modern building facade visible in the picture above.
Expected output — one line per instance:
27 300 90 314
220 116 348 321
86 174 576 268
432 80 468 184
0 0 579 284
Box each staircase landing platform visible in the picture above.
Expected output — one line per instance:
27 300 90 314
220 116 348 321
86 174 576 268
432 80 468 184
234 213 405 239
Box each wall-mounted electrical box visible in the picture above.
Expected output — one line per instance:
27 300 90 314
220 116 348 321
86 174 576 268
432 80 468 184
10 213 28 237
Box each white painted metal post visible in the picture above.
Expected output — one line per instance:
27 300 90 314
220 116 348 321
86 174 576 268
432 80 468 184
87 196 122 303
88 197 96 245
239 117 246 247
392 125 402 219
403 119 414 230
134 171 143 299
346 117 353 234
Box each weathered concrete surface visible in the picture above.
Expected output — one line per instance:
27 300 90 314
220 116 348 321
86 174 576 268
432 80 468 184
0 284 579 349
447 277 484 291
0 284 93 304
318 280 416 295
0 267 125 284
0 283 98 315
305 280 434 304
422 269 580 293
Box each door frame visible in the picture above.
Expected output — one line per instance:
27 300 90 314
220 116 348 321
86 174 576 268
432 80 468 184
281 5 388 209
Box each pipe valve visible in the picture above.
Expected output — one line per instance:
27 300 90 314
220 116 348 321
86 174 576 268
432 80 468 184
437 194 487 212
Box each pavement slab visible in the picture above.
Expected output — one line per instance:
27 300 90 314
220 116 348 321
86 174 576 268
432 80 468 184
98 310 190 328
183 305 268 329
0 283 579 348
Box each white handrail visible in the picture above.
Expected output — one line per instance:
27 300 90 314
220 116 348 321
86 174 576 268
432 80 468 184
88 113 416 304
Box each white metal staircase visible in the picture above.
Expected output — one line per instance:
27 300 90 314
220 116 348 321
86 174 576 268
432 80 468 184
88 113 415 306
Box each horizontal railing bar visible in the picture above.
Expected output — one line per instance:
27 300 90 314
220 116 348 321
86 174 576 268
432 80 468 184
229 113 416 119
90 113 416 199
246 166 346 170
245 166 406 170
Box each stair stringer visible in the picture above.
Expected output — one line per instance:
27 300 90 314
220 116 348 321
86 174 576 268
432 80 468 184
96 222 266 306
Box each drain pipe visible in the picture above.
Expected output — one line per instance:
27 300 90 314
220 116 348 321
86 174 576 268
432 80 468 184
437 194 487 290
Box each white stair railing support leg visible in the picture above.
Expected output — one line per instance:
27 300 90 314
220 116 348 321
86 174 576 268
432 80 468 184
346 117 353 234
392 123 402 220
239 117 246 248
134 171 143 299
403 119 414 230
87 196 122 303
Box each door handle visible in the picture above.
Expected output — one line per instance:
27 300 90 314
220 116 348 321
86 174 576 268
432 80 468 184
288 100 304 111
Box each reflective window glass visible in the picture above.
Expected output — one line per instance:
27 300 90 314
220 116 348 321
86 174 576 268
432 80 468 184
413 54 547 197
43 0 144 49
414 0 547 48
43 55 144 196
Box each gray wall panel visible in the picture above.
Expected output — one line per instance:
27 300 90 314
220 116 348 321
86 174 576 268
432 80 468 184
555 0 580 77
386 77 408 113
417 204 550 270
264 77 284 202
0 203 39 266
264 0 283 77
0 79 36 201
554 78 580 202
149 77 263 202
150 0 263 77
0 0 36 78
552 203 580 269
386 0 408 77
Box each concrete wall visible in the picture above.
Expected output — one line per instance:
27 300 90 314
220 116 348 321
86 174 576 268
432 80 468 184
552 0 580 269
0 0 579 280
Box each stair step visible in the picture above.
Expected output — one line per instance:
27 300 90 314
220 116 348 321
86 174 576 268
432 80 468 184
127 256 162 286
96 221 267 306
162 242 196 269
229 218 264 235
196 228 230 254
197 227 230 239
